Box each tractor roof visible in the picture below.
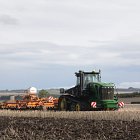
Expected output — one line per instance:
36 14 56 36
75 70 100 76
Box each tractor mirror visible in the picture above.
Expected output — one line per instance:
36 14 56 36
60 88 65 94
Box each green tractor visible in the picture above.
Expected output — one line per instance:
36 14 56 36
58 70 120 111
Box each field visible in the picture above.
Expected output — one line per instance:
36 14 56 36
0 104 140 140
0 116 140 140
118 97 140 104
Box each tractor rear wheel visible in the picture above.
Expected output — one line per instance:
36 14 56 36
70 102 76 111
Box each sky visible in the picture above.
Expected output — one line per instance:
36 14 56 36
0 0 140 89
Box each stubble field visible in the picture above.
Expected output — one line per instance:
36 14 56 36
0 104 140 140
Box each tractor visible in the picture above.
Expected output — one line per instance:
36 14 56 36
58 70 119 111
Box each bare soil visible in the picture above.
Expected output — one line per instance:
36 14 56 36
0 117 140 140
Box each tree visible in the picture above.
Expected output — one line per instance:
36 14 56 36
38 89 49 98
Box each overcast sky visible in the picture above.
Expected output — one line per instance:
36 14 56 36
0 0 140 89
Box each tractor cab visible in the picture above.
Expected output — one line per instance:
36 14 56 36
75 70 101 91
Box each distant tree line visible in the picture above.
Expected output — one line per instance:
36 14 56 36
0 90 60 101
38 89 60 98
116 92 140 98
0 95 22 101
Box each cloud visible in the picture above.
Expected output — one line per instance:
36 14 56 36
0 41 140 89
0 40 140 69
0 15 18 25
0 0 140 46
0 0 140 88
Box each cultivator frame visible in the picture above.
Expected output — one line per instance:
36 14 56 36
0 94 58 110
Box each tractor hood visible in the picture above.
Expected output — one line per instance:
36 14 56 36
92 82 114 87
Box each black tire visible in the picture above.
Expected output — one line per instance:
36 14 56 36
70 102 76 111
58 97 67 111
70 102 81 111
75 103 81 111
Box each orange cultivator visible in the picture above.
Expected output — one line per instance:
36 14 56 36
0 94 58 110
41 96 58 110
0 87 58 110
